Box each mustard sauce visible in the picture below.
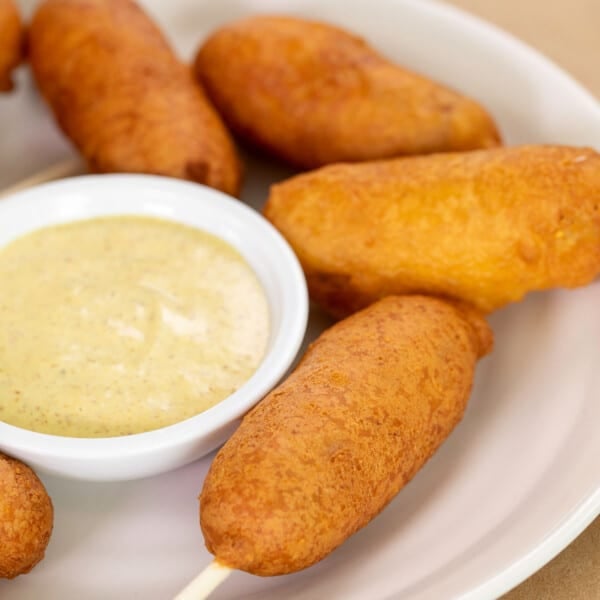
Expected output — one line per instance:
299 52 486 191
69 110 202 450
0 216 270 437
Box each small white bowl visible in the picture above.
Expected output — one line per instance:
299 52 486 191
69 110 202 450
0 174 308 481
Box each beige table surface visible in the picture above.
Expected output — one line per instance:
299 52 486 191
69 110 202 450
443 2 600 598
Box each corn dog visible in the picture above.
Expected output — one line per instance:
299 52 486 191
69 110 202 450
194 15 501 169
0 0 22 91
200 295 492 575
264 145 600 318
0 453 54 579
29 0 241 196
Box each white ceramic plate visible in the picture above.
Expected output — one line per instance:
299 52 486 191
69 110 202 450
1 0 600 599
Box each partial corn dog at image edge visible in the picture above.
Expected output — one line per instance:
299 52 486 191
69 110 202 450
264 145 600 318
199 296 492 577
194 15 501 169
28 0 242 196
0 0 23 92
0 453 54 579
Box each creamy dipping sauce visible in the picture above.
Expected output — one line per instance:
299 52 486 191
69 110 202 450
0 216 270 437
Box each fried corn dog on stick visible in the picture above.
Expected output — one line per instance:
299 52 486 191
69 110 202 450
200 296 492 575
0 0 23 91
29 0 241 196
264 145 600 318
0 453 54 579
194 15 501 169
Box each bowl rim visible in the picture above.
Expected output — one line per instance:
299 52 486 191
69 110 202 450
0 173 309 458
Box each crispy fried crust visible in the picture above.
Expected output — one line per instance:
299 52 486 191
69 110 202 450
200 296 492 575
264 145 600 317
194 15 501 168
29 0 241 196
0 0 23 92
0 454 54 579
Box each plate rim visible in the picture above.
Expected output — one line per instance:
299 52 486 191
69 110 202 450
388 1 600 597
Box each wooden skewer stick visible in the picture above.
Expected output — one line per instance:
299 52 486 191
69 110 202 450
174 560 233 600
0 158 84 199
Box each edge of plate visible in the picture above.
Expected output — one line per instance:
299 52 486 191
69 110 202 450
388 1 600 598
425 0 600 117
463 490 600 599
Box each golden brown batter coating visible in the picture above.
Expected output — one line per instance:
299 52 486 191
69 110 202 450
264 145 600 318
29 0 241 196
0 453 54 579
194 15 501 169
0 0 23 92
200 296 492 576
